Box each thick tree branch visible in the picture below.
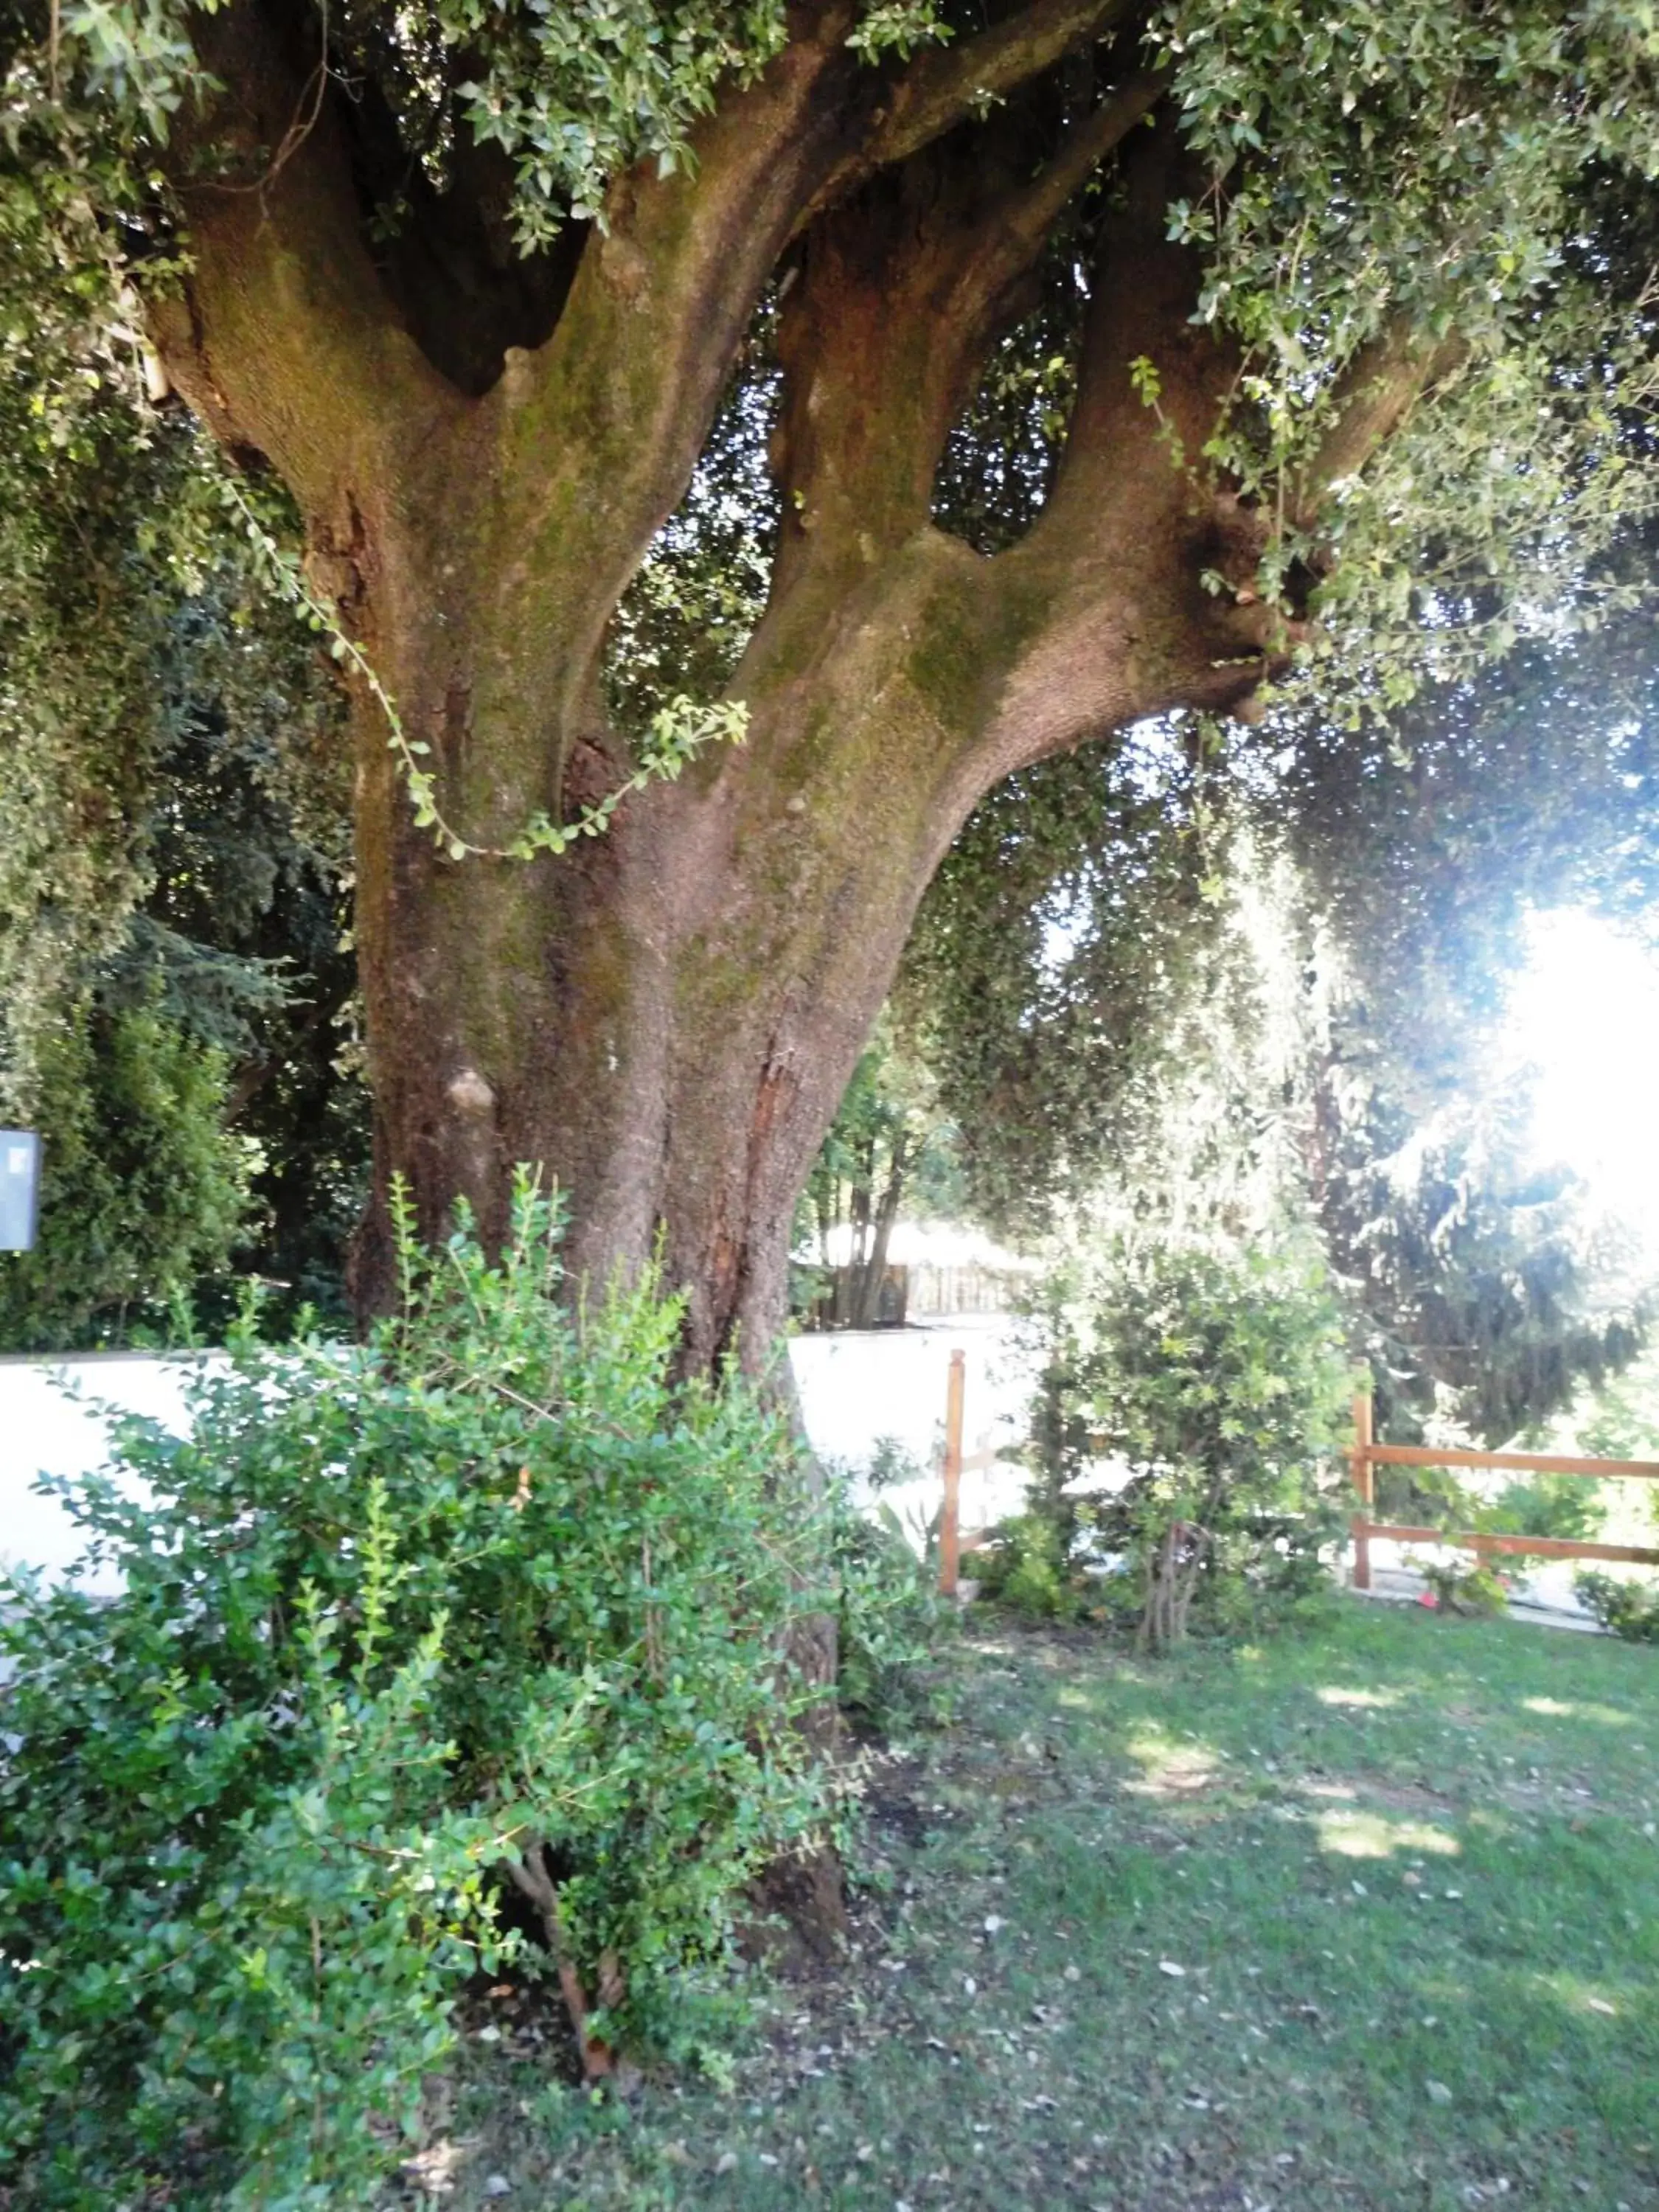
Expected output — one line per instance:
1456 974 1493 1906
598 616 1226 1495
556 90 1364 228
1293 323 1470 524
148 0 462 509
779 83 1455 785
995 66 1167 256
817 0 1144 212
156 0 1165 836
478 10 866 740
928 121 1301 776
768 61 1163 616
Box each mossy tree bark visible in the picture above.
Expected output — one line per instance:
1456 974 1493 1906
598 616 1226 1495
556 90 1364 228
150 0 1431 1366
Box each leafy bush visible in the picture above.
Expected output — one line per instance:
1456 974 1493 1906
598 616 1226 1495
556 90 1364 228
1376 1463 1607 1546
0 998 252 1352
1574 1571 1659 1644
971 1509 1085 1622
830 1495 950 1727
973 1273 1107 1624
0 1180 836 2208
1420 1557 1510 1616
1088 1248 1354 1647
992 1247 1354 1646
814 1439 950 1728
1479 1475 1606 1543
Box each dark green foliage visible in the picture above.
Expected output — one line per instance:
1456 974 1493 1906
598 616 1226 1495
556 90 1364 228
0 1185 838 2207
830 1496 950 1728
0 625 366 1345
931 194 1093 557
0 1000 251 1349
971 1278 1096 1618
131 609 366 1333
985 1248 1354 1645
605 313 780 737
896 728 1234 1238
971 1509 1084 1624
1575 1569 1659 1641
0 146 360 1344
1084 1248 1355 1646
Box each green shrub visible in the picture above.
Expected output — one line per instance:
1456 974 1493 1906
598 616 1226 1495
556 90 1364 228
1055 1247 1354 1647
830 1494 950 1726
1575 1570 1659 1643
813 1440 950 1728
970 1512 1087 1623
1420 1557 1510 1615
1087 1248 1354 1648
0 998 252 1351
1479 1474 1605 1543
976 1273 1116 1624
0 1180 836 2208
1378 1466 1609 1545
981 1248 1352 1643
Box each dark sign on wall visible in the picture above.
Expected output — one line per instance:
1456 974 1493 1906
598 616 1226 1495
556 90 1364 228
0 1131 41 1252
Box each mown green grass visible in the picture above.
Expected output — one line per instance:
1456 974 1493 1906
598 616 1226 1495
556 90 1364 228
408 1599 1659 2211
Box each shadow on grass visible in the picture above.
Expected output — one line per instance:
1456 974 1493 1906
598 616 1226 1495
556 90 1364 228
411 1600 1659 2212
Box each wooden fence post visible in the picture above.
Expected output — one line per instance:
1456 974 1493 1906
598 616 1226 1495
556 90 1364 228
939 1349 965 1597
1351 1388 1374 1592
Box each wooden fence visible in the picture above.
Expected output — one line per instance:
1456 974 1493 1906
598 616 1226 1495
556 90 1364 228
935 1373 1659 1601
1347 1390 1659 1590
938 1349 1002 1596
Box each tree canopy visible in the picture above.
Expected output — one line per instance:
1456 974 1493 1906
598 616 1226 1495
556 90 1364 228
1 0 1657 1362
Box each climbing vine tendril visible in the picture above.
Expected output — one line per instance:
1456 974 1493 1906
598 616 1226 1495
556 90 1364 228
220 477 748 864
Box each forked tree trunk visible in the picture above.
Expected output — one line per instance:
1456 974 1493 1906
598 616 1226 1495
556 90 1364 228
128 0 1453 1978
147 2 1425 1371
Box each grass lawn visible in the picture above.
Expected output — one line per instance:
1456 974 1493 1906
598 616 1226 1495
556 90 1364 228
404 1596 1659 2211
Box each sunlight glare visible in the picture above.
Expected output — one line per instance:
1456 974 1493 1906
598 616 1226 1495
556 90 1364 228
1123 1727 1220 1798
1507 910 1659 1265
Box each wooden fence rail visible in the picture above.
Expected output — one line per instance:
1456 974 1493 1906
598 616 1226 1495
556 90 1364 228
1348 1389 1659 1590
934 1376 1659 1601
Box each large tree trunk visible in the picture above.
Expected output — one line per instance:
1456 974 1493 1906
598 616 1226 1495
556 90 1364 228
147 0 1424 1370
339 484 1251 1363
341 522 1026 1362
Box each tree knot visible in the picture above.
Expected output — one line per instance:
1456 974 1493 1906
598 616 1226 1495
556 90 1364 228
446 1068 496 1120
